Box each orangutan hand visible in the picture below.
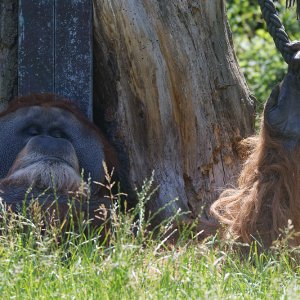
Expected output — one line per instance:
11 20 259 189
264 70 300 145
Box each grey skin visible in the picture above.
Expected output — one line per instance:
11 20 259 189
0 105 105 182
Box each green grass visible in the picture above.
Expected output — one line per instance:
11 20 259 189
1 173 300 299
1 221 300 299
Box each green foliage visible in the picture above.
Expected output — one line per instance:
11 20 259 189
227 0 299 112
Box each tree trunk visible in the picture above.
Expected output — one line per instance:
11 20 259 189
0 1 18 109
93 0 255 221
0 1 255 222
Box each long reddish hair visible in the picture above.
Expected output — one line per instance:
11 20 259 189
210 118 300 247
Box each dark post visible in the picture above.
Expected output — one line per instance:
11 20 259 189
18 0 93 119
18 1 55 95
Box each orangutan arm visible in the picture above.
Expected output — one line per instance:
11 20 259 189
210 68 300 248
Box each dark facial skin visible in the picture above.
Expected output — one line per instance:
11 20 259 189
0 105 105 183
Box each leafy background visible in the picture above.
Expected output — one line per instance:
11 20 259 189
227 0 299 113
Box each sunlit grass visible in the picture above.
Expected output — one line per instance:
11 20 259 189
0 170 300 299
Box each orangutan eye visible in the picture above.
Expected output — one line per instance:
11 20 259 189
49 128 67 139
26 125 41 136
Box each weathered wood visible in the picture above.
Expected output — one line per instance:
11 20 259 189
0 0 18 108
55 0 93 119
93 0 255 221
18 0 54 95
2 1 256 223
18 0 93 118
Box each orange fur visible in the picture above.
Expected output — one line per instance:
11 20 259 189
210 118 300 247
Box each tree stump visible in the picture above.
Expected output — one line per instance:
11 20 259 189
93 0 255 220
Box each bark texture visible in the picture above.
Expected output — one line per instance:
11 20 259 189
0 0 255 222
0 0 18 109
93 0 255 220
